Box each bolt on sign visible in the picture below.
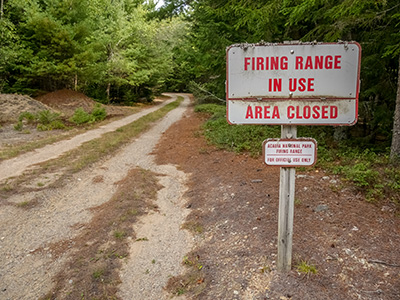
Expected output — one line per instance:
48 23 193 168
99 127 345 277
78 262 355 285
226 42 362 125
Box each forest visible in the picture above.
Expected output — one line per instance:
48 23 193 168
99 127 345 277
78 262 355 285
1 0 400 160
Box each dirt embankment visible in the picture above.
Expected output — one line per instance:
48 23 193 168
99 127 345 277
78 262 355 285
0 90 136 149
35 89 133 117
0 94 53 124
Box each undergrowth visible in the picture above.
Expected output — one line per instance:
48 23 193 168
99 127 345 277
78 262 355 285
195 103 400 207
15 104 107 132
195 104 280 156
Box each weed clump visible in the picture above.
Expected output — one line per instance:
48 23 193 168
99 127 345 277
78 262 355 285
296 260 317 275
69 104 107 125
15 110 64 131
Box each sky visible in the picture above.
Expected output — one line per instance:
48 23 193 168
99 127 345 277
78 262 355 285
155 0 165 9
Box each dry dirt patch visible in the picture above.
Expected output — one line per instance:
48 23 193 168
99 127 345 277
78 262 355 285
0 93 53 124
154 107 400 300
41 168 162 300
35 89 134 117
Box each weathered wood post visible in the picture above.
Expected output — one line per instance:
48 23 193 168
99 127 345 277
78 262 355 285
277 125 297 272
225 42 361 273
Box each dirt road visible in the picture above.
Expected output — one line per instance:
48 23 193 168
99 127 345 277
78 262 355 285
0 95 176 182
0 94 192 299
1 92 399 300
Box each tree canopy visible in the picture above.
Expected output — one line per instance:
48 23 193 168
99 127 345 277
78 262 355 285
160 0 399 153
0 0 187 102
1 0 400 155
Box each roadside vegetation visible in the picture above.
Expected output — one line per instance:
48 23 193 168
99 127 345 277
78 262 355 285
14 104 107 133
0 97 183 199
195 103 400 207
1 105 133 162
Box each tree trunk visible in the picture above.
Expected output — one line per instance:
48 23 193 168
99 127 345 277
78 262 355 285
106 82 111 103
390 55 400 163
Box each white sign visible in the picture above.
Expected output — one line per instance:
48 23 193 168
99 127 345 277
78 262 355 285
228 99 357 125
226 42 361 125
263 139 317 167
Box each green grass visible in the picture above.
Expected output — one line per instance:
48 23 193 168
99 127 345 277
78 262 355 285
92 269 104 279
296 260 317 275
0 131 78 161
195 104 280 156
55 96 183 174
194 103 400 206
0 97 182 201
22 97 182 178
114 230 126 239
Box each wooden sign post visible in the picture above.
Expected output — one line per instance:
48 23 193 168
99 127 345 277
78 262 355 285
226 42 361 273
277 125 297 272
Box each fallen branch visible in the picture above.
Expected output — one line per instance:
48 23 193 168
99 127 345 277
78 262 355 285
368 259 400 267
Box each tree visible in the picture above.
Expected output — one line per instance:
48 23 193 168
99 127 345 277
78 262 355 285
391 56 400 161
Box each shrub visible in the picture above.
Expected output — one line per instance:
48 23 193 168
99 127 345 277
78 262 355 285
37 110 61 125
37 120 66 131
69 104 107 125
18 111 36 123
69 107 94 125
91 104 107 121
14 121 23 131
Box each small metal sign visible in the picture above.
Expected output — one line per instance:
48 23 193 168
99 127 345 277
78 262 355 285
263 138 317 167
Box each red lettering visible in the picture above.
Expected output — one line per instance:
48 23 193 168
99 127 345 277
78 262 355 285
244 57 251 71
288 106 295 119
296 106 303 119
281 56 288 70
312 106 320 119
272 106 280 119
295 56 303 70
271 57 279 70
264 106 271 119
269 78 282 92
273 78 282 92
303 106 311 119
334 55 341 69
289 78 296 92
321 106 329 118
325 56 333 69
314 56 323 69
245 106 253 119
308 78 314 91
305 56 313 69
252 57 255 70
255 106 262 118
298 78 306 92
289 78 314 92
257 57 264 70
331 106 338 118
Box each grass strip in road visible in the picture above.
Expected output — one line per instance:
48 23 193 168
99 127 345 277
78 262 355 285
0 130 82 161
61 96 183 174
0 97 183 198
40 168 161 300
